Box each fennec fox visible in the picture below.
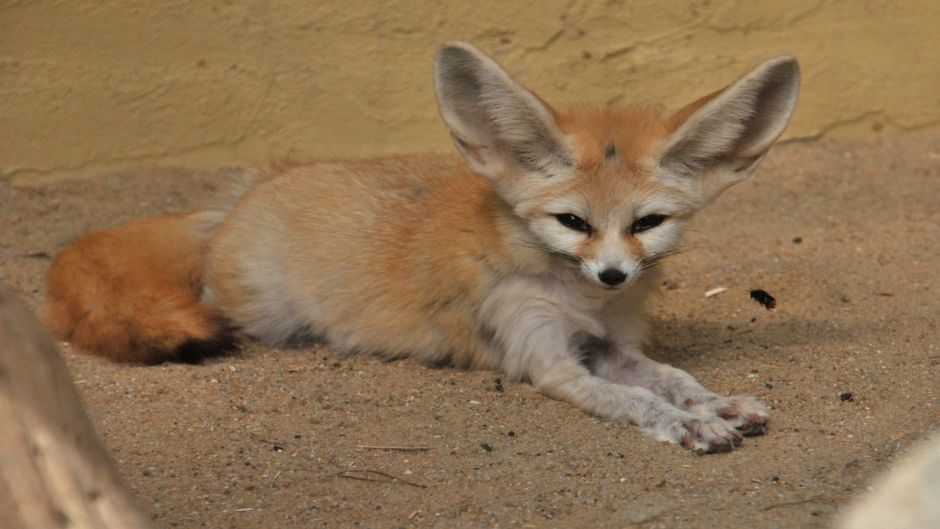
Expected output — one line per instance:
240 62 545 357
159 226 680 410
46 43 800 453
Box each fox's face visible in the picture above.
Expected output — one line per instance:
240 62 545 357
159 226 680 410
514 108 698 290
519 171 690 290
434 43 799 290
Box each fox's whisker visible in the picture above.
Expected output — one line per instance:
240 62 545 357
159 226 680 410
509 237 583 267
640 247 688 270
547 251 582 266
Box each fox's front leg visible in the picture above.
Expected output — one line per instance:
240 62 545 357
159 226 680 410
589 342 769 436
481 287 742 453
595 305 769 435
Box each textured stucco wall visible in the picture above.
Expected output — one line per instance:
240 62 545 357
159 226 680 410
2 0 938 183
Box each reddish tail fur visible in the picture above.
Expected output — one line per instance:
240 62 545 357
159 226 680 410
45 212 236 363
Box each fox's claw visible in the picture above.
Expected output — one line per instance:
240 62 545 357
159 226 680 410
692 395 770 436
650 413 743 454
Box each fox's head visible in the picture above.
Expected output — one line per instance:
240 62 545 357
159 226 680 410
434 43 800 291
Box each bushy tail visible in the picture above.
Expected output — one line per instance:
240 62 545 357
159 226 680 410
45 211 236 363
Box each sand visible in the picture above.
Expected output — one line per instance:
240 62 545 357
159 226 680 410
1 136 938 529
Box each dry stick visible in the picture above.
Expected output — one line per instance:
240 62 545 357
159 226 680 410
759 494 842 512
356 445 430 451
333 469 427 489
0 284 154 529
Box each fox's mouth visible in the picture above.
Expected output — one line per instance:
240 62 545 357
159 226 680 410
597 277 632 291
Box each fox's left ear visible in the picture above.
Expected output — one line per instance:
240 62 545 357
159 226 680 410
660 56 800 203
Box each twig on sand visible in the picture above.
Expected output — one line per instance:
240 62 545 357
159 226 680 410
704 286 727 298
759 494 841 511
333 469 427 488
356 444 430 451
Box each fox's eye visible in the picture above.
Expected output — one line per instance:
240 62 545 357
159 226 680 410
555 214 592 234
631 214 668 234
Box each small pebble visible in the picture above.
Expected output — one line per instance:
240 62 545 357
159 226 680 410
840 392 854 402
480 443 493 452
750 289 777 310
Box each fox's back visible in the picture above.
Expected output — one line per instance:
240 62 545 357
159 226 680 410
205 154 544 366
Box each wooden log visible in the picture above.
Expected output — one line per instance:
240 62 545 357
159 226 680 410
0 285 153 529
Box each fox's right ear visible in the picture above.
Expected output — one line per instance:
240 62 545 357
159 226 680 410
433 43 573 192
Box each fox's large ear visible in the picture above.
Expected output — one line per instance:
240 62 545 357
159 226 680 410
434 43 573 191
660 56 800 203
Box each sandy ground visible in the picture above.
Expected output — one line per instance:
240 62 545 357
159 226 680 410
1 137 938 529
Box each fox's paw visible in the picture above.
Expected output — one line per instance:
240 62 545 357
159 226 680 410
691 395 769 436
647 413 743 454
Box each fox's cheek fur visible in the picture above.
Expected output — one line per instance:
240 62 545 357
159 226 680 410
523 217 634 289
528 217 586 258
636 219 687 260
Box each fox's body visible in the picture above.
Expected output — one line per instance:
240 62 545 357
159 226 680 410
208 154 522 367
47 43 801 452
207 108 670 370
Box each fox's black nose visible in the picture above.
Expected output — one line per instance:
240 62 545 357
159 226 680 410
598 268 627 286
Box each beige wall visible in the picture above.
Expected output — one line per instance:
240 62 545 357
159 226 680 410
2 0 938 184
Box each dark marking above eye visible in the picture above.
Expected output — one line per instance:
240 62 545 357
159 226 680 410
407 186 429 199
604 144 617 160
